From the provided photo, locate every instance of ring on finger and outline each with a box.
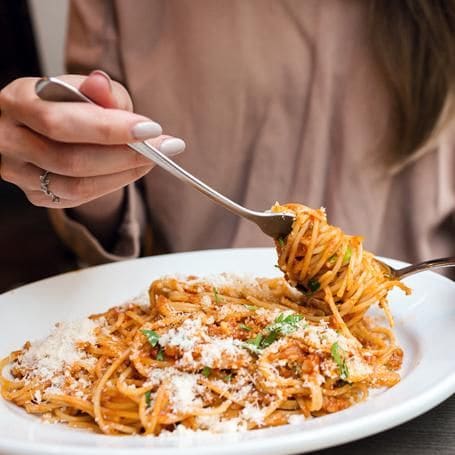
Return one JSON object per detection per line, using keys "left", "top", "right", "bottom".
{"left": 39, "top": 170, "right": 60, "bottom": 203}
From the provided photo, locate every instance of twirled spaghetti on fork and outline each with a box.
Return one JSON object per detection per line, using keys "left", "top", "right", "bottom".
{"left": 272, "top": 203, "right": 410, "bottom": 335}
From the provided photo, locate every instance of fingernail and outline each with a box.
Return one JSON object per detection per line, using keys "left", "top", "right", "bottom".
{"left": 90, "top": 70, "right": 112, "bottom": 91}
{"left": 159, "top": 138, "right": 186, "bottom": 156}
{"left": 132, "top": 121, "right": 163, "bottom": 140}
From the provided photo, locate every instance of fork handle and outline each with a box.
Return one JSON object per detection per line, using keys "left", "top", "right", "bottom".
{"left": 35, "top": 77, "right": 261, "bottom": 222}
{"left": 127, "top": 141, "right": 259, "bottom": 220}
{"left": 396, "top": 256, "right": 455, "bottom": 279}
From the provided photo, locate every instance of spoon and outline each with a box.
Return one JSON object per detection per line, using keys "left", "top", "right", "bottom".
{"left": 34, "top": 77, "right": 294, "bottom": 239}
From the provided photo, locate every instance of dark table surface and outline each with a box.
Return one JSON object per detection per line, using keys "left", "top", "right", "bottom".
{"left": 310, "top": 394, "right": 455, "bottom": 455}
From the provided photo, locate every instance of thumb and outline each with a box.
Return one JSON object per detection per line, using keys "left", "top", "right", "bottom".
{"left": 79, "top": 70, "right": 118, "bottom": 108}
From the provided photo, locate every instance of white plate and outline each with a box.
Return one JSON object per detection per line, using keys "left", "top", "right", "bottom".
{"left": 0, "top": 248, "right": 454, "bottom": 455}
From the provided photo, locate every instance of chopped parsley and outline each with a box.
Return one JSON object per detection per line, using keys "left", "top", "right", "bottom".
{"left": 328, "top": 246, "right": 352, "bottom": 266}
{"left": 141, "top": 329, "right": 160, "bottom": 347}
{"left": 265, "top": 313, "right": 304, "bottom": 335}
{"left": 213, "top": 287, "right": 220, "bottom": 303}
{"left": 330, "top": 342, "right": 350, "bottom": 381}
{"left": 145, "top": 390, "right": 152, "bottom": 407}
{"left": 342, "top": 245, "right": 352, "bottom": 264}
{"left": 260, "top": 330, "right": 279, "bottom": 348}
{"left": 243, "top": 333, "right": 263, "bottom": 353}
{"left": 278, "top": 237, "right": 285, "bottom": 248}
{"left": 247, "top": 333, "right": 263, "bottom": 348}
{"left": 239, "top": 323, "right": 252, "bottom": 331}
{"left": 202, "top": 366, "right": 212, "bottom": 377}
{"left": 224, "top": 374, "right": 232, "bottom": 382}
{"left": 243, "top": 313, "right": 304, "bottom": 353}
{"left": 307, "top": 278, "right": 320, "bottom": 293}
{"left": 297, "top": 278, "right": 321, "bottom": 296}
{"left": 328, "top": 254, "right": 337, "bottom": 264}
{"left": 244, "top": 304, "right": 257, "bottom": 311}
{"left": 156, "top": 348, "right": 165, "bottom": 361}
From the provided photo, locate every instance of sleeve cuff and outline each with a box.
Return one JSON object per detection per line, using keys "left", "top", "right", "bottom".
{"left": 48, "top": 185, "right": 146, "bottom": 266}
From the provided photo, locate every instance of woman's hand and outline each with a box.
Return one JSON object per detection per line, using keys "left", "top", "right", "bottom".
{"left": 0, "top": 71, "right": 185, "bottom": 208}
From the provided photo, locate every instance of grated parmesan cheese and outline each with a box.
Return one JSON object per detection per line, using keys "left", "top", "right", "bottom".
{"left": 288, "top": 414, "right": 307, "bottom": 425}
{"left": 130, "top": 291, "right": 150, "bottom": 308}
{"left": 168, "top": 373, "right": 204, "bottom": 413}
{"left": 188, "top": 273, "right": 257, "bottom": 289}
{"left": 346, "top": 357, "right": 372, "bottom": 381}
{"left": 19, "top": 318, "right": 97, "bottom": 381}
{"left": 201, "top": 295, "right": 212, "bottom": 308}
{"left": 159, "top": 318, "right": 205, "bottom": 351}
{"left": 195, "top": 415, "right": 247, "bottom": 433}
{"left": 33, "top": 390, "right": 42, "bottom": 403}
{"left": 198, "top": 338, "right": 247, "bottom": 368}
{"left": 146, "top": 368, "right": 205, "bottom": 414}
{"left": 240, "top": 404, "right": 266, "bottom": 426}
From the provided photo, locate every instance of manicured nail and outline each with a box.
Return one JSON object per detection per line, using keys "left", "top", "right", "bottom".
{"left": 159, "top": 138, "right": 186, "bottom": 156}
{"left": 90, "top": 70, "right": 112, "bottom": 90}
{"left": 132, "top": 121, "right": 163, "bottom": 140}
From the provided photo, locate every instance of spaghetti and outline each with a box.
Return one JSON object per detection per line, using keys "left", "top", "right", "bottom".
{"left": 1, "top": 272, "right": 407, "bottom": 435}
{"left": 272, "top": 203, "right": 411, "bottom": 334}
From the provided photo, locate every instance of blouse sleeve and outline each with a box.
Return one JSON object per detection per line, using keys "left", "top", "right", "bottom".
{"left": 65, "top": 0, "right": 124, "bottom": 81}
{"left": 48, "top": 185, "right": 148, "bottom": 266}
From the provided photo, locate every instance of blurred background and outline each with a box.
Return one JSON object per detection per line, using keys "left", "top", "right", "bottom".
{"left": 0, "top": 0, "right": 72, "bottom": 292}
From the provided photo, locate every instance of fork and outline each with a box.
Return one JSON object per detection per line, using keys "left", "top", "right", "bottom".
{"left": 375, "top": 256, "right": 455, "bottom": 280}
{"left": 34, "top": 77, "right": 455, "bottom": 280}
{"left": 35, "top": 77, "right": 294, "bottom": 239}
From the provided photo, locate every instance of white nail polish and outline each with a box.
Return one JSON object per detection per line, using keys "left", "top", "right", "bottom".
{"left": 159, "top": 138, "right": 186, "bottom": 156}
{"left": 132, "top": 121, "right": 162, "bottom": 140}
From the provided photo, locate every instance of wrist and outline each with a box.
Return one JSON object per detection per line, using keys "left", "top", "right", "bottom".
{"left": 67, "top": 188, "right": 126, "bottom": 249}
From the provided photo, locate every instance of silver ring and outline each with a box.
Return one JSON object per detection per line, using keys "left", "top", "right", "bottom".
{"left": 39, "top": 171, "right": 60, "bottom": 203}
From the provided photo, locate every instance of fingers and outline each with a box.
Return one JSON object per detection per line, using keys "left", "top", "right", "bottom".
{"left": 21, "top": 191, "right": 88, "bottom": 209}
{"left": 0, "top": 120, "right": 184, "bottom": 177}
{"left": 0, "top": 76, "right": 162, "bottom": 144}
{"left": 79, "top": 70, "right": 118, "bottom": 110}
{"left": 60, "top": 73, "right": 133, "bottom": 111}
{"left": 1, "top": 155, "right": 153, "bottom": 208}
{"left": 0, "top": 118, "right": 150, "bottom": 177}
{"left": 0, "top": 73, "right": 187, "bottom": 210}
{"left": 78, "top": 71, "right": 118, "bottom": 109}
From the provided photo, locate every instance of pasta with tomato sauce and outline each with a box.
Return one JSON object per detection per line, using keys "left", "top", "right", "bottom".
{"left": 0, "top": 204, "right": 410, "bottom": 435}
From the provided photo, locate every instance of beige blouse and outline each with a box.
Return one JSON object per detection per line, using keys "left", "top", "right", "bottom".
{"left": 50, "top": 0, "right": 455, "bottom": 267}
